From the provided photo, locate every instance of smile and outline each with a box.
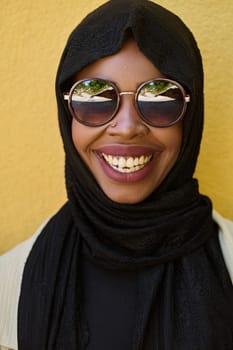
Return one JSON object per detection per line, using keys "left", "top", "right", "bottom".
{"left": 102, "top": 153, "right": 153, "bottom": 173}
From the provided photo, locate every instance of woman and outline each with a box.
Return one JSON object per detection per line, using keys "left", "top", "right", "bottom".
{"left": 1, "top": 0, "right": 233, "bottom": 349}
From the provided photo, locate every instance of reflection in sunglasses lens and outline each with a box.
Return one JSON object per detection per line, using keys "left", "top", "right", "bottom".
{"left": 71, "top": 80, "right": 118, "bottom": 125}
{"left": 137, "top": 81, "right": 184, "bottom": 126}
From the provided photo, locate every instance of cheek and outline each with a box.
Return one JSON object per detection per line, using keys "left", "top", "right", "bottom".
{"left": 170, "top": 125, "right": 183, "bottom": 155}
{"left": 169, "top": 128, "right": 183, "bottom": 169}
{"left": 71, "top": 119, "right": 90, "bottom": 155}
{"left": 169, "top": 129, "right": 183, "bottom": 180}
{"left": 158, "top": 123, "right": 183, "bottom": 156}
{"left": 71, "top": 119, "right": 102, "bottom": 164}
{"left": 71, "top": 119, "right": 80, "bottom": 151}
{"left": 159, "top": 123, "right": 183, "bottom": 173}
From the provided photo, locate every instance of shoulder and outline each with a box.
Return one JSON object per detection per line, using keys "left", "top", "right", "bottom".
{"left": 213, "top": 210, "right": 233, "bottom": 283}
{"left": 0, "top": 219, "right": 50, "bottom": 350}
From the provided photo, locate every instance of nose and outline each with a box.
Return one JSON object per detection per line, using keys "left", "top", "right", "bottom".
{"left": 107, "top": 95, "right": 149, "bottom": 139}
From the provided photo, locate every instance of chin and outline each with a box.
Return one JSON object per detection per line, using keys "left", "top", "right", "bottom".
{"left": 103, "top": 187, "right": 155, "bottom": 204}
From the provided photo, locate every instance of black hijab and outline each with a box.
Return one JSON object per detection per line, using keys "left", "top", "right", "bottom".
{"left": 18, "top": 1, "right": 233, "bottom": 349}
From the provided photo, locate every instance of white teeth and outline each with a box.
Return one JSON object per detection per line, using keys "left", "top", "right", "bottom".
{"left": 134, "top": 157, "right": 139, "bottom": 166}
{"left": 112, "top": 157, "right": 118, "bottom": 166}
{"left": 139, "top": 155, "right": 144, "bottom": 165}
{"left": 102, "top": 153, "right": 152, "bottom": 173}
{"left": 126, "top": 157, "right": 134, "bottom": 168}
{"left": 119, "top": 157, "right": 126, "bottom": 168}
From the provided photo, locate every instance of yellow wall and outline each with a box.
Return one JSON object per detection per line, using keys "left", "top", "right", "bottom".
{"left": 0, "top": 0, "right": 233, "bottom": 254}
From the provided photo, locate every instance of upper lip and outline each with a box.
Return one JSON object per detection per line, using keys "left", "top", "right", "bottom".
{"left": 94, "top": 145, "right": 163, "bottom": 157}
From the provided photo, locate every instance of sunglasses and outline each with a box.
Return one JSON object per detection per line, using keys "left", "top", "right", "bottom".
{"left": 63, "top": 78, "right": 190, "bottom": 127}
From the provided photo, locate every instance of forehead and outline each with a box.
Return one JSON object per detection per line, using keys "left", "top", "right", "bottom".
{"left": 75, "top": 38, "right": 165, "bottom": 90}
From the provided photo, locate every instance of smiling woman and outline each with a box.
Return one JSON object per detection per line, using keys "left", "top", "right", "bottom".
{"left": 0, "top": 1, "right": 233, "bottom": 350}
{"left": 71, "top": 38, "right": 183, "bottom": 203}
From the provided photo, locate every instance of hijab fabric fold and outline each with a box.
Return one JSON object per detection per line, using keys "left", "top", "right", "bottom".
{"left": 18, "top": 1, "right": 233, "bottom": 349}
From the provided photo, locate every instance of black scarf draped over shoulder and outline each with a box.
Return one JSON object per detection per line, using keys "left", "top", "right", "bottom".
{"left": 18, "top": 1, "right": 233, "bottom": 349}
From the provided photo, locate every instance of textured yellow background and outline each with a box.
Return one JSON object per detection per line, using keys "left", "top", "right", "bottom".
{"left": 0, "top": 0, "right": 232, "bottom": 254}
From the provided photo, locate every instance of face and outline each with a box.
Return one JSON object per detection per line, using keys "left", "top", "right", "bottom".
{"left": 71, "top": 39, "right": 183, "bottom": 204}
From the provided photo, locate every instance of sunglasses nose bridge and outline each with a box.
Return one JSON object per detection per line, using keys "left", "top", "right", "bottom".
{"left": 116, "top": 91, "right": 139, "bottom": 119}
{"left": 119, "top": 91, "right": 136, "bottom": 97}
{"left": 117, "top": 91, "right": 137, "bottom": 114}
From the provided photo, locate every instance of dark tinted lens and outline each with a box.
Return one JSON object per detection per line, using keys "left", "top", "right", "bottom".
{"left": 137, "top": 80, "right": 185, "bottom": 127}
{"left": 70, "top": 79, "right": 118, "bottom": 125}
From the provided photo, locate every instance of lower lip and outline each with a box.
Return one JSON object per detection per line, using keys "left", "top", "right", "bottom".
{"left": 96, "top": 153, "right": 161, "bottom": 183}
